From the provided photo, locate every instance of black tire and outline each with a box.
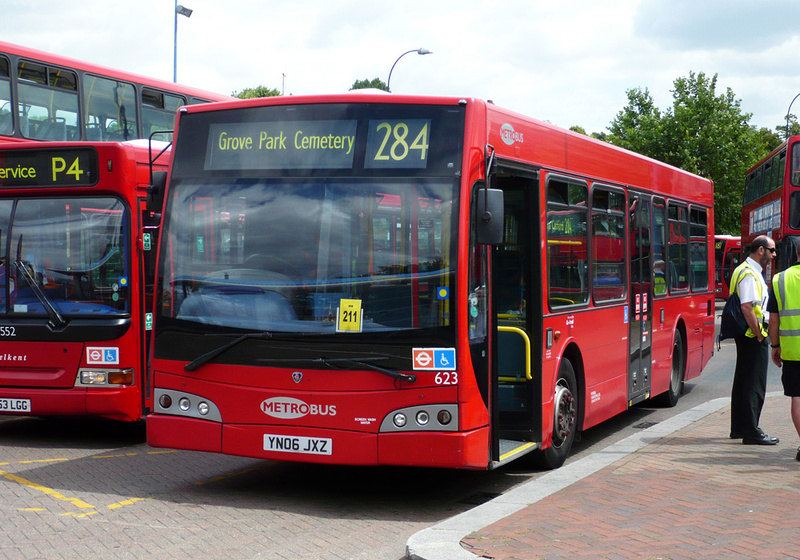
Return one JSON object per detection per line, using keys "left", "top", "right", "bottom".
{"left": 531, "top": 358, "right": 578, "bottom": 470}
{"left": 654, "top": 330, "right": 685, "bottom": 407}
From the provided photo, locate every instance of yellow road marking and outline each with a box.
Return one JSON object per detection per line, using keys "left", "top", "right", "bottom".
{"left": 61, "top": 511, "right": 98, "bottom": 518}
{"left": 0, "top": 469, "right": 95, "bottom": 509}
{"left": 92, "top": 453, "right": 137, "bottom": 459}
{"left": 107, "top": 497, "right": 150, "bottom": 510}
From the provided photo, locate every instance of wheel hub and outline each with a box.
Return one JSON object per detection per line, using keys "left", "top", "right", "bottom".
{"left": 553, "top": 382, "right": 575, "bottom": 446}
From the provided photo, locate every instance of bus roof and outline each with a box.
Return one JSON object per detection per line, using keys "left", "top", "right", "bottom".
{"left": 0, "top": 40, "right": 232, "bottom": 102}
{"left": 174, "top": 92, "right": 714, "bottom": 206}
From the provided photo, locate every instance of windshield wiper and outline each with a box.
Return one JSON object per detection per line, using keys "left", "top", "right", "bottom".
{"left": 184, "top": 331, "right": 273, "bottom": 372}
{"left": 14, "top": 260, "right": 67, "bottom": 330}
{"left": 313, "top": 357, "right": 417, "bottom": 383}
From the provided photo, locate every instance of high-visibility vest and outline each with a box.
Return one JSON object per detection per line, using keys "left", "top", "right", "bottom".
{"left": 773, "top": 265, "right": 800, "bottom": 360}
{"left": 730, "top": 261, "right": 765, "bottom": 338}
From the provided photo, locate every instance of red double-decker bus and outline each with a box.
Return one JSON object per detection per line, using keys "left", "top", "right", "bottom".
{"left": 0, "top": 141, "right": 167, "bottom": 421}
{"left": 146, "top": 94, "right": 715, "bottom": 469}
{"left": 714, "top": 235, "right": 741, "bottom": 299}
{"left": 742, "top": 136, "right": 800, "bottom": 276}
{"left": 0, "top": 41, "right": 231, "bottom": 144}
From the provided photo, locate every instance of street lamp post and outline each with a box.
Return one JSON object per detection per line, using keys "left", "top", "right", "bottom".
{"left": 387, "top": 48, "right": 432, "bottom": 92}
{"left": 787, "top": 93, "right": 800, "bottom": 140}
{"left": 173, "top": 2, "right": 193, "bottom": 82}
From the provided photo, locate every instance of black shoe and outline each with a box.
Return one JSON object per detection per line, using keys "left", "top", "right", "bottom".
{"left": 730, "top": 432, "right": 744, "bottom": 439}
{"left": 796, "top": 447, "right": 800, "bottom": 461}
{"left": 742, "top": 433, "right": 779, "bottom": 445}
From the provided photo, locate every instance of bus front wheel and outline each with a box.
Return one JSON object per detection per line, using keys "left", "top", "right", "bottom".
{"left": 532, "top": 358, "right": 578, "bottom": 470}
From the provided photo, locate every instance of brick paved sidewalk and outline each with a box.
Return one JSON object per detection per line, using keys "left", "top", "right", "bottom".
{"left": 461, "top": 395, "right": 800, "bottom": 560}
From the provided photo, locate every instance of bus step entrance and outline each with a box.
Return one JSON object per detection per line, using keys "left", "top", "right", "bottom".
{"left": 491, "top": 439, "right": 540, "bottom": 469}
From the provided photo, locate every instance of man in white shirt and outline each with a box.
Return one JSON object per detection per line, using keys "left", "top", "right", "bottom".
{"left": 730, "top": 235, "right": 778, "bottom": 445}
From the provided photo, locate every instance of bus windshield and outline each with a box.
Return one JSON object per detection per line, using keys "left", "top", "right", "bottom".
{"left": 160, "top": 178, "right": 457, "bottom": 335}
{"left": 0, "top": 197, "right": 128, "bottom": 316}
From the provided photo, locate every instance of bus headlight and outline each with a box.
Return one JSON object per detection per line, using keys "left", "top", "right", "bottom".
{"left": 393, "top": 413, "right": 407, "bottom": 428}
{"left": 77, "top": 368, "right": 134, "bottom": 386}
{"left": 380, "top": 405, "right": 458, "bottom": 432}
{"left": 80, "top": 371, "right": 107, "bottom": 385}
{"left": 153, "top": 388, "right": 222, "bottom": 422}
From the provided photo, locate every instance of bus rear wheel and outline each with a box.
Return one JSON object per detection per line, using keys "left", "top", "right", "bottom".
{"left": 531, "top": 358, "right": 578, "bottom": 470}
{"left": 654, "top": 331, "right": 684, "bottom": 408}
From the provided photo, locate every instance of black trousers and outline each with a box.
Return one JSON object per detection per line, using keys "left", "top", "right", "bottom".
{"left": 730, "top": 334, "right": 769, "bottom": 437}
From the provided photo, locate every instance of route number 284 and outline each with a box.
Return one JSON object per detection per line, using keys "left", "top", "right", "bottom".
{"left": 434, "top": 371, "right": 458, "bottom": 385}
{"left": 372, "top": 121, "right": 429, "bottom": 161}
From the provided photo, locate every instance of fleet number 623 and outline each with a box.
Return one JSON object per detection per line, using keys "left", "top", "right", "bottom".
{"left": 434, "top": 371, "right": 458, "bottom": 385}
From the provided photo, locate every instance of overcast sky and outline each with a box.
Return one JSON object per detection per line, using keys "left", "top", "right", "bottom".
{"left": 5, "top": 0, "right": 800, "bottom": 135}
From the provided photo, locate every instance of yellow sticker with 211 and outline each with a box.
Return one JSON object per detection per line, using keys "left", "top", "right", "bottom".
{"left": 337, "top": 299, "right": 363, "bottom": 332}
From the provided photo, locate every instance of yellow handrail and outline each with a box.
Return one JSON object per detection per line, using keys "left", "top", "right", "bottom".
{"left": 497, "top": 326, "right": 532, "bottom": 380}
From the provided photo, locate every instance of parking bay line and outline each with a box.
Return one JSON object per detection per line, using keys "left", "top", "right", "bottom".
{"left": 0, "top": 469, "right": 95, "bottom": 510}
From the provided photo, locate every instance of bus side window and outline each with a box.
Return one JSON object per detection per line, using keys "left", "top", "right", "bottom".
{"left": 546, "top": 178, "right": 589, "bottom": 308}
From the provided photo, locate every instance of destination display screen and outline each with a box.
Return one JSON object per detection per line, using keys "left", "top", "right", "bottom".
{"left": 0, "top": 148, "right": 99, "bottom": 188}
{"left": 206, "top": 120, "right": 360, "bottom": 170}
{"left": 173, "top": 102, "right": 464, "bottom": 178}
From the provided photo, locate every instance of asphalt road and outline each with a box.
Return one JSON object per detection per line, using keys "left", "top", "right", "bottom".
{"left": 0, "top": 302, "right": 779, "bottom": 560}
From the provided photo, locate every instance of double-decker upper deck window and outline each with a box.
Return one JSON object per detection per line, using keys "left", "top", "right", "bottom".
{"left": 0, "top": 56, "right": 11, "bottom": 135}
{"left": 83, "top": 75, "right": 137, "bottom": 141}
{"left": 547, "top": 178, "right": 589, "bottom": 308}
{"left": 689, "top": 207, "right": 708, "bottom": 291}
{"left": 142, "top": 88, "right": 185, "bottom": 141}
{"left": 591, "top": 186, "right": 626, "bottom": 302}
{"left": 792, "top": 143, "right": 800, "bottom": 187}
{"left": 773, "top": 152, "right": 786, "bottom": 192}
{"left": 17, "top": 61, "right": 79, "bottom": 141}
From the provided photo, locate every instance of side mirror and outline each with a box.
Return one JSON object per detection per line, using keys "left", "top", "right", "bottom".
{"left": 476, "top": 188, "right": 504, "bottom": 245}
{"left": 146, "top": 171, "right": 168, "bottom": 214}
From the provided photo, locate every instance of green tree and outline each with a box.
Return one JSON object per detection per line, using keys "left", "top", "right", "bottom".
{"left": 607, "top": 87, "right": 664, "bottom": 157}
{"left": 776, "top": 114, "right": 800, "bottom": 140}
{"left": 233, "top": 85, "right": 281, "bottom": 99}
{"left": 350, "top": 78, "right": 390, "bottom": 92}
{"left": 607, "top": 72, "right": 767, "bottom": 234}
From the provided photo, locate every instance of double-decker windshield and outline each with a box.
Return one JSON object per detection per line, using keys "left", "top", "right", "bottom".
{"left": 160, "top": 178, "right": 456, "bottom": 334}
{"left": 0, "top": 197, "right": 128, "bottom": 316}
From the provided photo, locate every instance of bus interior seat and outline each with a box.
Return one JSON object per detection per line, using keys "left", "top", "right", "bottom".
{"left": 177, "top": 285, "right": 297, "bottom": 326}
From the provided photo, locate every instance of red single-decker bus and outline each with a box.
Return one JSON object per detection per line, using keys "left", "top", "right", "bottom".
{"left": 146, "top": 94, "right": 715, "bottom": 469}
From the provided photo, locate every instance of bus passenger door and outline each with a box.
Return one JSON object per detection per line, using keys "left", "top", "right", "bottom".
{"left": 488, "top": 170, "right": 542, "bottom": 467}
{"left": 628, "top": 192, "right": 652, "bottom": 404}
{"left": 139, "top": 199, "right": 159, "bottom": 414}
